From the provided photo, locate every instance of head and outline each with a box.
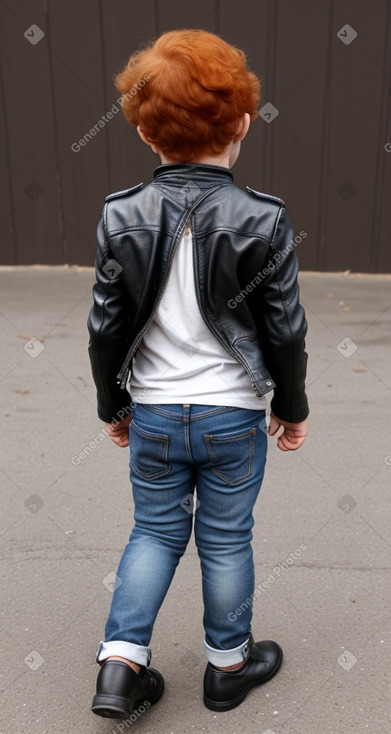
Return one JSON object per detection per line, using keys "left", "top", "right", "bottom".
{"left": 114, "top": 29, "right": 261, "bottom": 166}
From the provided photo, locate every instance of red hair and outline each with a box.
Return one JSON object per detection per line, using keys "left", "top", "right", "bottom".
{"left": 114, "top": 29, "right": 261, "bottom": 162}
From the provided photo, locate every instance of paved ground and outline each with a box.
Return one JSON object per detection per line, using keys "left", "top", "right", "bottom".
{"left": 0, "top": 267, "right": 390, "bottom": 734}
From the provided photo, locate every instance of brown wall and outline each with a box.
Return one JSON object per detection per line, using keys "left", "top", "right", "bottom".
{"left": 0, "top": 0, "right": 390, "bottom": 271}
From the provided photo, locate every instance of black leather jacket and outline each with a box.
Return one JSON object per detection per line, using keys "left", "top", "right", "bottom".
{"left": 88, "top": 163, "right": 309, "bottom": 424}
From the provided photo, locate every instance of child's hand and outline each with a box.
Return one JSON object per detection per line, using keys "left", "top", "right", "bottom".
{"left": 106, "top": 414, "right": 132, "bottom": 447}
{"left": 268, "top": 412, "right": 308, "bottom": 452}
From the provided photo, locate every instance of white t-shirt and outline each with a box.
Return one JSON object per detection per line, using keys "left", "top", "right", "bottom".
{"left": 130, "top": 230, "right": 267, "bottom": 410}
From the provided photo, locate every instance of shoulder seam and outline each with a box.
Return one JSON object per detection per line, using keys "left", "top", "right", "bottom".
{"left": 246, "top": 186, "right": 285, "bottom": 207}
{"left": 105, "top": 182, "right": 144, "bottom": 202}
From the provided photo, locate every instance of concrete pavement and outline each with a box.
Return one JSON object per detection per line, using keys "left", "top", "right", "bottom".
{"left": 0, "top": 267, "right": 390, "bottom": 734}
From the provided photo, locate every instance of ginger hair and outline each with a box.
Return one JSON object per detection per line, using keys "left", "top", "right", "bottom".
{"left": 114, "top": 29, "right": 261, "bottom": 161}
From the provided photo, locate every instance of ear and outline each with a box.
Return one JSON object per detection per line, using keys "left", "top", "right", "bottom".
{"left": 137, "top": 125, "right": 159, "bottom": 154}
{"left": 233, "top": 113, "right": 251, "bottom": 143}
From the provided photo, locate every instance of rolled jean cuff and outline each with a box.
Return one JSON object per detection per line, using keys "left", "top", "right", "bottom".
{"left": 96, "top": 640, "right": 151, "bottom": 667}
{"left": 204, "top": 636, "right": 250, "bottom": 666}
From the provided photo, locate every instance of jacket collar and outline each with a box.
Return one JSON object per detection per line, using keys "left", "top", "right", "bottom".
{"left": 153, "top": 162, "right": 234, "bottom": 188}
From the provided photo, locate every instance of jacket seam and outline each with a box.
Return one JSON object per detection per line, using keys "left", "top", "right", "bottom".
{"left": 150, "top": 183, "right": 192, "bottom": 209}
{"left": 193, "top": 225, "right": 270, "bottom": 242}
{"left": 153, "top": 179, "right": 233, "bottom": 191}
{"left": 233, "top": 333, "right": 258, "bottom": 345}
{"left": 106, "top": 224, "right": 175, "bottom": 238}
{"left": 268, "top": 207, "right": 296, "bottom": 419}
{"left": 96, "top": 202, "right": 116, "bottom": 418}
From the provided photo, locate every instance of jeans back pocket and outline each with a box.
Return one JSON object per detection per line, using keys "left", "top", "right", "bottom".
{"left": 130, "top": 421, "right": 171, "bottom": 480}
{"left": 204, "top": 427, "right": 257, "bottom": 486}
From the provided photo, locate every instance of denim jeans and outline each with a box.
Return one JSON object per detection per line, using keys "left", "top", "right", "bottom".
{"left": 97, "top": 402, "right": 267, "bottom": 667}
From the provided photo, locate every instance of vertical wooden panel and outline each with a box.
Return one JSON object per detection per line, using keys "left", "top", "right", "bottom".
{"left": 0, "top": 4, "right": 17, "bottom": 265}
{"left": 48, "top": 0, "right": 108, "bottom": 265}
{"left": 366, "top": 0, "right": 391, "bottom": 273}
{"left": 321, "top": 0, "right": 389, "bottom": 271}
{"left": 219, "top": 0, "right": 274, "bottom": 191}
{"left": 100, "top": 0, "right": 157, "bottom": 199}
{"left": 0, "top": 0, "right": 62, "bottom": 264}
{"left": 268, "top": 0, "right": 332, "bottom": 270}
{"left": 156, "top": 0, "right": 217, "bottom": 33}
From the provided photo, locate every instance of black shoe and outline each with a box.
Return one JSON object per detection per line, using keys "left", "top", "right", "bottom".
{"left": 91, "top": 660, "right": 164, "bottom": 719}
{"left": 203, "top": 636, "right": 283, "bottom": 712}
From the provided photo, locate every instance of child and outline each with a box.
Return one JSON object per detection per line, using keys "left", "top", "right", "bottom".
{"left": 88, "top": 28, "right": 309, "bottom": 719}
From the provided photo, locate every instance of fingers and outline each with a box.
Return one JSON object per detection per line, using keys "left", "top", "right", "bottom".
{"left": 267, "top": 414, "right": 281, "bottom": 436}
{"left": 105, "top": 420, "right": 131, "bottom": 448}
{"left": 268, "top": 412, "right": 308, "bottom": 451}
{"left": 277, "top": 430, "right": 307, "bottom": 452}
{"left": 277, "top": 433, "right": 306, "bottom": 451}
{"left": 109, "top": 432, "right": 129, "bottom": 447}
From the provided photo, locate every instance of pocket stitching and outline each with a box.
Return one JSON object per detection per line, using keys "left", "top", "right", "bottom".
{"left": 130, "top": 421, "right": 171, "bottom": 479}
{"left": 204, "top": 427, "right": 256, "bottom": 486}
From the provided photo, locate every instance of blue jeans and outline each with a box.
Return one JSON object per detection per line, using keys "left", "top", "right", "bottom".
{"left": 96, "top": 403, "right": 267, "bottom": 667}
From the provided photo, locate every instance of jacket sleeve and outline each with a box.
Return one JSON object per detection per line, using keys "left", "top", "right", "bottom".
{"left": 256, "top": 206, "right": 309, "bottom": 423}
{"left": 87, "top": 211, "right": 132, "bottom": 423}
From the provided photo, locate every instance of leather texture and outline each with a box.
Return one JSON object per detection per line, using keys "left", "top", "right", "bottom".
{"left": 203, "top": 636, "right": 283, "bottom": 711}
{"left": 88, "top": 163, "right": 309, "bottom": 424}
{"left": 91, "top": 660, "right": 164, "bottom": 719}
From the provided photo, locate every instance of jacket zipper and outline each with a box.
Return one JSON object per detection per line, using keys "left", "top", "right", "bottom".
{"left": 191, "top": 239, "right": 264, "bottom": 398}
{"left": 117, "top": 188, "right": 220, "bottom": 389}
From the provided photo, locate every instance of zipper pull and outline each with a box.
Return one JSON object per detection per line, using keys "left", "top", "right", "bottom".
{"left": 117, "top": 366, "right": 130, "bottom": 389}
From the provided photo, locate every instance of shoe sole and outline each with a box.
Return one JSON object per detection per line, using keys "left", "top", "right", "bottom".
{"left": 91, "top": 668, "right": 164, "bottom": 719}
{"left": 203, "top": 645, "right": 283, "bottom": 712}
